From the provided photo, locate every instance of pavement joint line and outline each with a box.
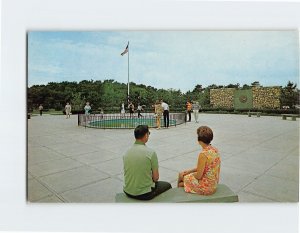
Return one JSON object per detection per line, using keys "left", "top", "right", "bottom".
{"left": 35, "top": 192, "right": 67, "bottom": 203}
{"left": 30, "top": 181, "right": 69, "bottom": 202}
{"left": 59, "top": 176, "right": 114, "bottom": 195}
{"left": 71, "top": 156, "right": 120, "bottom": 165}
{"left": 42, "top": 146, "right": 73, "bottom": 158}
{"left": 27, "top": 156, "right": 68, "bottom": 167}
{"left": 237, "top": 170, "right": 298, "bottom": 200}
{"left": 29, "top": 164, "right": 86, "bottom": 179}
{"left": 238, "top": 190, "right": 278, "bottom": 202}
{"left": 234, "top": 174, "right": 262, "bottom": 193}
{"left": 252, "top": 152, "right": 298, "bottom": 180}
{"left": 266, "top": 173, "right": 299, "bottom": 183}
{"left": 221, "top": 154, "right": 236, "bottom": 161}
{"left": 35, "top": 153, "right": 118, "bottom": 179}
{"left": 84, "top": 160, "right": 123, "bottom": 178}
{"left": 112, "top": 174, "right": 124, "bottom": 182}
{"left": 159, "top": 165, "right": 182, "bottom": 173}
{"left": 28, "top": 177, "right": 59, "bottom": 202}
{"left": 34, "top": 172, "right": 114, "bottom": 200}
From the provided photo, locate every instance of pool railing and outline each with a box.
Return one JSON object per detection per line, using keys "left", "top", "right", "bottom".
{"left": 78, "top": 112, "right": 186, "bottom": 129}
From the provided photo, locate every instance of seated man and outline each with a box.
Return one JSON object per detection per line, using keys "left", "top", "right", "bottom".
{"left": 123, "top": 125, "right": 172, "bottom": 200}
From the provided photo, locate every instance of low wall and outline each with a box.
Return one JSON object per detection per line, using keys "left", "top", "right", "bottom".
{"left": 252, "top": 87, "right": 281, "bottom": 109}
{"left": 210, "top": 88, "right": 235, "bottom": 108}
{"left": 210, "top": 86, "right": 282, "bottom": 109}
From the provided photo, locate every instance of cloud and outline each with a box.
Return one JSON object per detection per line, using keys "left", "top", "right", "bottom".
{"left": 28, "top": 31, "right": 299, "bottom": 91}
{"left": 29, "top": 64, "right": 62, "bottom": 74}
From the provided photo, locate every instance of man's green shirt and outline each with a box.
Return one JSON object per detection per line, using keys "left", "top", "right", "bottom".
{"left": 123, "top": 141, "right": 159, "bottom": 196}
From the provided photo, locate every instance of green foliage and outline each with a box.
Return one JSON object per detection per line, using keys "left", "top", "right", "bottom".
{"left": 280, "top": 81, "right": 299, "bottom": 108}
{"left": 28, "top": 80, "right": 299, "bottom": 113}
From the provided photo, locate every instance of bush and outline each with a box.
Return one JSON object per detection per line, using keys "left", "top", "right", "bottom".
{"left": 200, "top": 108, "right": 300, "bottom": 115}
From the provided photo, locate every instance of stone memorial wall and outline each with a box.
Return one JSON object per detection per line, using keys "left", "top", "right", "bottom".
{"left": 210, "top": 86, "right": 281, "bottom": 109}
{"left": 210, "top": 88, "right": 235, "bottom": 108}
{"left": 252, "top": 87, "right": 281, "bottom": 109}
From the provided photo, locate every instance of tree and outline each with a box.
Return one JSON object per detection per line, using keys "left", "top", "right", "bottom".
{"left": 251, "top": 81, "right": 261, "bottom": 87}
{"left": 242, "top": 84, "right": 251, "bottom": 89}
{"left": 280, "top": 81, "right": 299, "bottom": 108}
{"left": 226, "top": 83, "right": 239, "bottom": 88}
{"left": 192, "top": 84, "right": 203, "bottom": 93}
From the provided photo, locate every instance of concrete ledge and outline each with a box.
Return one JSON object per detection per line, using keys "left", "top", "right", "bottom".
{"left": 248, "top": 112, "right": 261, "bottom": 117}
{"left": 115, "top": 184, "right": 239, "bottom": 203}
{"left": 281, "top": 114, "right": 298, "bottom": 121}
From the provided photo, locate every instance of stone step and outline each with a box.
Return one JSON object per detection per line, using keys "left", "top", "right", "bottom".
{"left": 115, "top": 184, "right": 238, "bottom": 203}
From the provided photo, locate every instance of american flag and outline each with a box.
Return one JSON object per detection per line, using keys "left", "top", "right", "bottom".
{"left": 121, "top": 43, "right": 129, "bottom": 56}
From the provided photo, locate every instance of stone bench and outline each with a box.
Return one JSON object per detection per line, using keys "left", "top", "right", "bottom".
{"left": 115, "top": 184, "right": 238, "bottom": 203}
{"left": 248, "top": 111, "right": 261, "bottom": 117}
{"left": 281, "top": 114, "right": 298, "bottom": 121}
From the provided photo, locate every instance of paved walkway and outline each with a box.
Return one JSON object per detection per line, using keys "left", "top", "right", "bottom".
{"left": 27, "top": 113, "right": 299, "bottom": 202}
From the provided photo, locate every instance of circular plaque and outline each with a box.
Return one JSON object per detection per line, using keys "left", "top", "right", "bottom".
{"left": 239, "top": 95, "right": 247, "bottom": 103}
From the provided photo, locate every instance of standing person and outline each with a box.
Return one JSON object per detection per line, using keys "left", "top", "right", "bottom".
{"left": 154, "top": 100, "right": 163, "bottom": 129}
{"left": 186, "top": 100, "right": 192, "bottom": 122}
{"left": 128, "top": 102, "right": 135, "bottom": 118}
{"left": 121, "top": 102, "right": 125, "bottom": 118}
{"left": 137, "top": 104, "right": 143, "bottom": 118}
{"left": 177, "top": 126, "right": 221, "bottom": 195}
{"left": 84, "top": 102, "right": 91, "bottom": 115}
{"left": 192, "top": 101, "right": 200, "bottom": 123}
{"left": 161, "top": 99, "right": 169, "bottom": 128}
{"left": 38, "top": 104, "right": 43, "bottom": 116}
{"left": 123, "top": 125, "right": 172, "bottom": 200}
{"left": 84, "top": 102, "right": 91, "bottom": 123}
{"left": 100, "top": 108, "right": 104, "bottom": 119}
{"left": 65, "top": 102, "right": 72, "bottom": 119}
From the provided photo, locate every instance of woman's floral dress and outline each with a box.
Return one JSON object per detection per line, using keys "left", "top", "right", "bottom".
{"left": 184, "top": 145, "right": 221, "bottom": 195}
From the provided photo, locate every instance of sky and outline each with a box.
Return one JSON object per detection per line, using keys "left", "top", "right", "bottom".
{"left": 28, "top": 31, "right": 299, "bottom": 93}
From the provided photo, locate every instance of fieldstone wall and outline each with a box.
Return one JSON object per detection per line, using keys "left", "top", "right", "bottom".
{"left": 210, "top": 86, "right": 281, "bottom": 109}
{"left": 252, "top": 86, "right": 281, "bottom": 109}
{"left": 210, "top": 88, "right": 235, "bottom": 108}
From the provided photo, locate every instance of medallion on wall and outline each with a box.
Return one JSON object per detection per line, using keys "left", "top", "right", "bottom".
{"left": 239, "top": 95, "right": 247, "bottom": 103}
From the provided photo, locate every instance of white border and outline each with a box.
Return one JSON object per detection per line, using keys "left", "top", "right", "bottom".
{"left": 1, "top": 0, "right": 299, "bottom": 232}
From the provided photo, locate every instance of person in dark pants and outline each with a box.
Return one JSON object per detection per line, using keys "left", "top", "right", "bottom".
{"left": 38, "top": 104, "right": 43, "bottom": 116}
{"left": 161, "top": 99, "right": 169, "bottom": 128}
{"left": 137, "top": 104, "right": 143, "bottom": 118}
{"left": 123, "top": 125, "right": 172, "bottom": 200}
{"left": 186, "top": 101, "right": 192, "bottom": 122}
{"left": 128, "top": 101, "right": 135, "bottom": 118}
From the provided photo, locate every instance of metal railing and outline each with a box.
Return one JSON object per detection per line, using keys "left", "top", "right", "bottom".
{"left": 78, "top": 112, "right": 186, "bottom": 129}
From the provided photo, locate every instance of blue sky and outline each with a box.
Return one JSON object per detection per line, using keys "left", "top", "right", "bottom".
{"left": 28, "top": 31, "right": 299, "bottom": 92}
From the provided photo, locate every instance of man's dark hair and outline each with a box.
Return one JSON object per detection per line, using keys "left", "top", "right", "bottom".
{"left": 134, "top": 125, "right": 149, "bottom": 139}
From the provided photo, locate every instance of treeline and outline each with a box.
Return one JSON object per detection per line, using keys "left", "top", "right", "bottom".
{"left": 27, "top": 80, "right": 299, "bottom": 113}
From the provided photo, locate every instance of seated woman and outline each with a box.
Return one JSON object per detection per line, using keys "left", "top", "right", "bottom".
{"left": 177, "top": 126, "right": 221, "bottom": 195}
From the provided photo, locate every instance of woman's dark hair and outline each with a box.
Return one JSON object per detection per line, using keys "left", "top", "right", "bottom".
{"left": 197, "top": 126, "right": 213, "bottom": 144}
{"left": 134, "top": 125, "right": 149, "bottom": 139}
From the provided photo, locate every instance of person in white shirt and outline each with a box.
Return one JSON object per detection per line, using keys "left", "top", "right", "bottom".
{"left": 161, "top": 99, "right": 169, "bottom": 128}
{"left": 137, "top": 104, "right": 143, "bottom": 118}
{"left": 192, "top": 101, "right": 201, "bottom": 123}
{"left": 84, "top": 102, "right": 91, "bottom": 115}
{"left": 121, "top": 102, "right": 125, "bottom": 117}
{"left": 84, "top": 102, "right": 91, "bottom": 123}
{"left": 65, "top": 102, "right": 72, "bottom": 119}
{"left": 38, "top": 104, "right": 43, "bottom": 116}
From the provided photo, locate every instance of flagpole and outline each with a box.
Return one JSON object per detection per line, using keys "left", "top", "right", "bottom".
{"left": 127, "top": 41, "right": 130, "bottom": 101}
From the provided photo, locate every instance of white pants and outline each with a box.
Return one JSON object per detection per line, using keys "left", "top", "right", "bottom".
{"left": 193, "top": 111, "right": 199, "bottom": 122}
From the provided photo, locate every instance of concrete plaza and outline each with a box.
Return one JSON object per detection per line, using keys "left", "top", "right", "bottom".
{"left": 27, "top": 113, "right": 299, "bottom": 202}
